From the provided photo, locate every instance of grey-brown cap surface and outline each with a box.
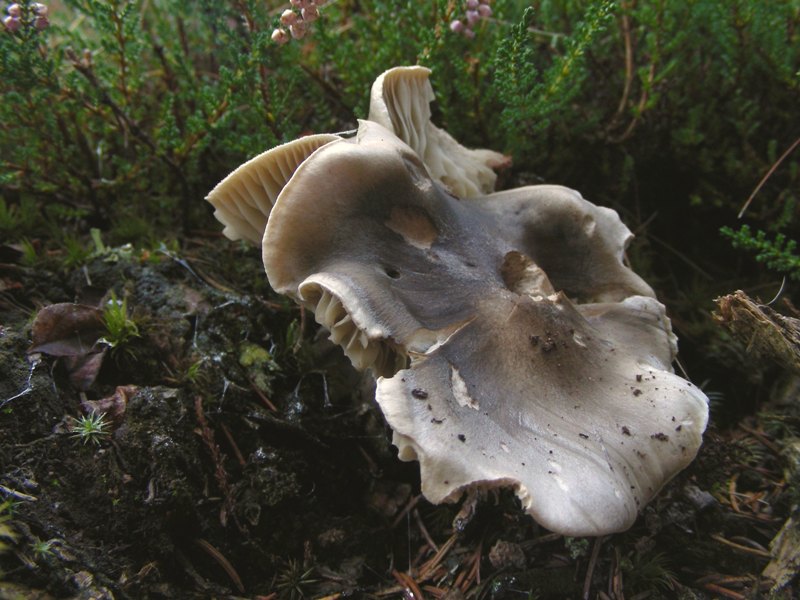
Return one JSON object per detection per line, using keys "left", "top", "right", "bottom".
{"left": 254, "top": 120, "right": 708, "bottom": 535}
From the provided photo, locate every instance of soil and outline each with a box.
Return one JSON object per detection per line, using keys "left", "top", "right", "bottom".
{"left": 1, "top": 237, "right": 798, "bottom": 599}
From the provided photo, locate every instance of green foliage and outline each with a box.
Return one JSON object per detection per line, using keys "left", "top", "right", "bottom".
{"left": 275, "top": 558, "right": 318, "bottom": 600}
{"left": 620, "top": 551, "right": 676, "bottom": 594}
{"left": 101, "top": 291, "right": 140, "bottom": 349}
{"left": 68, "top": 411, "right": 110, "bottom": 445}
{"left": 1, "top": 0, "right": 799, "bottom": 388}
{"left": 563, "top": 536, "right": 589, "bottom": 560}
{"left": 491, "top": 2, "right": 616, "bottom": 157}
{"left": 720, "top": 224, "right": 800, "bottom": 281}
{"left": 31, "top": 538, "right": 55, "bottom": 559}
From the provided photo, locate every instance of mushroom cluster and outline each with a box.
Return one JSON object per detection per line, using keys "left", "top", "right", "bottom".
{"left": 207, "top": 66, "right": 709, "bottom": 536}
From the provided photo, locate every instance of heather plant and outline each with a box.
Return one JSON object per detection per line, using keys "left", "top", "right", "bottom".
{"left": 0, "top": 0, "right": 797, "bottom": 304}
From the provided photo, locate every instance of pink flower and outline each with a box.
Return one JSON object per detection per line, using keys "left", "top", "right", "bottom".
{"left": 450, "top": 19, "right": 464, "bottom": 34}
{"left": 271, "top": 28, "right": 290, "bottom": 44}
{"left": 478, "top": 4, "right": 492, "bottom": 18}
{"left": 3, "top": 15, "right": 20, "bottom": 32}
{"left": 280, "top": 9, "right": 297, "bottom": 26}
{"left": 301, "top": 5, "right": 318, "bottom": 22}
{"left": 7, "top": 3, "right": 21, "bottom": 18}
{"left": 289, "top": 22, "right": 306, "bottom": 39}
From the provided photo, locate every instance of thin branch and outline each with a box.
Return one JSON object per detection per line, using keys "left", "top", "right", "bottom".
{"left": 738, "top": 135, "right": 800, "bottom": 218}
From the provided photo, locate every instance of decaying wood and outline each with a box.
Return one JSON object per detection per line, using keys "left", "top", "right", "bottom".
{"left": 714, "top": 290, "right": 800, "bottom": 375}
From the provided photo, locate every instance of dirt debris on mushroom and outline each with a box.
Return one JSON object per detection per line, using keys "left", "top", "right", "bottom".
{"left": 206, "top": 67, "right": 709, "bottom": 536}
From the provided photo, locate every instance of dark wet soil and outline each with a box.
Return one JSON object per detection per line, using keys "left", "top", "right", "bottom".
{"left": 1, "top": 237, "right": 798, "bottom": 599}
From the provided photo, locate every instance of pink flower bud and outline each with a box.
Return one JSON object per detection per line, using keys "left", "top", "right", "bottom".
{"left": 271, "top": 28, "right": 290, "bottom": 44}
{"left": 450, "top": 19, "right": 464, "bottom": 33}
{"left": 466, "top": 0, "right": 479, "bottom": 9}
{"left": 478, "top": 4, "right": 492, "bottom": 18}
{"left": 315, "top": 0, "right": 328, "bottom": 5}
{"left": 34, "top": 15, "right": 48, "bottom": 29}
{"left": 7, "top": 4, "right": 21, "bottom": 17}
{"left": 301, "top": 5, "right": 318, "bottom": 21}
{"left": 32, "top": 3, "right": 48, "bottom": 16}
{"left": 463, "top": 27, "right": 475, "bottom": 39}
{"left": 280, "top": 9, "right": 297, "bottom": 26}
{"left": 289, "top": 22, "right": 306, "bottom": 39}
{"left": 290, "top": 0, "right": 306, "bottom": 7}
{"left": 3, "top": 15, "right": 20, "bottom": 31}
{"left": 466, "top": 9, "right": 479, "bottom": 26}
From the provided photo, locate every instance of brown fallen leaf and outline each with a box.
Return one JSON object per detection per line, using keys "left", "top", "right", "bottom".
{"left": 29, "top": 303, "right": 106, "bottom": 357}
{"left": 80, "top": 384, "right": 137, "bottom": 428}
{"left": 28, "top": 303, "right": 109, "bottom": 390}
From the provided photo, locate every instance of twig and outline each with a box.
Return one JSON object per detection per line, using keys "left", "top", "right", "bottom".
{"left": 392, "top": 494, "right": 422, "bottom": 529}
{"left": 738, "top": 424, "right": 782, "bottom": 456}
{"left": 194, "top": 396, "right": 234, "bottom": 527}
{"left": 702, "top": 583, "right": 746, "bottom": 599}
{"left": 583, "top": 536, "right": 606, "bottom": 600}
{"left": 413, "top": 508, "right": 439, "bottom": 553}
{"left": 193, "top": 538, "right": 245, "bottom": 593}
{"left": 220, "top": 422, "right": 246, "bottom": 467}
{"left": 738, "top": 136, "right": 800, "bottom": 218}
{"left": 418, "top": 534, "right": 458, "bottom": 580}
{"left": 728, "top": 474, "right": 741, "bottom": 513}
{"left": 392, "top": 569, "right": 426, "bottom": 600}
{"left": 710, "top": 533, "right": 772, "bottom": 558}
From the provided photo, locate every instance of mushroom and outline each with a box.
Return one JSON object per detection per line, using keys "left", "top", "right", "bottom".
{"left": 369, "top": 66, "right": 510, "bottom": 198}
{"left": 206, "top": 76, "right": 709, "bottom": 537}
{"left": 207, "top": 133, "right": 340, "bottom": 245}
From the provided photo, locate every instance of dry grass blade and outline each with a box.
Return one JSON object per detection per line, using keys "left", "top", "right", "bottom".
{"left": 193, "top": 538, "right": 245, "bottom": 593}
{"left": 710, "top": 534, "right": 772, "bottom": 558}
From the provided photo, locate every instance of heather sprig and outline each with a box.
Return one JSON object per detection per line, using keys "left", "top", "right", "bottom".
{"left": 449, "top": 0, "right": 492, "bottom": 39}
{"left": 2, "top": 2, "right": 49, "bottom": 33}
{"left": 272, "top": 0, "right": 329, "bottom": 45}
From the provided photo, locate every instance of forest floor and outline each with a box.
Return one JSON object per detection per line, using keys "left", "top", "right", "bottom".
{"left": 0, "top": 235, "right": 798, "bottom": 599}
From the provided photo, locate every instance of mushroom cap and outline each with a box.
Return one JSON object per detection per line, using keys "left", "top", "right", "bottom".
{"left": 257, "top": 120, "right": 708, "bottom": 534}
{"left": 206, "top": 133, "right": 340, "bottom": 244}
{"left": 369, "top": 66, "right": 509, "bottom": 198}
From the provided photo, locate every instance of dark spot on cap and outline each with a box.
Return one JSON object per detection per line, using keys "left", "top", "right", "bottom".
{"left": 458, "top": 434, "right": 466, "bottom": 442}
{"left": 675, "top": 425, "right": 683, "bottom": 432}
{"left": 411, "top": 388, "right": 428, "bottom": 399}
{"left": 633, "top": 389, "right": 642, "bottom": 397}
{"left": 530, "top": 335, "right": 540, "bottom": 347}
{"left": 651, "top": 432, "right": 669, "bottom": 442}
{"left": 622, "top": 426, "right": 631, "bottom": 436}
{"left": 431, "top": 417, "right": 444, "bottom": 424}
{"left": 579, "top": 433, "right": 589, "bottom": 439}
{"left": 636, "top": 374, "right": 643, "bottom": 382}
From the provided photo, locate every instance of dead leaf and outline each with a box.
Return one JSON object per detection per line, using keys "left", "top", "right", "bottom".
{"left": 29, "top": 303, "right": 106, "bottom": 357}
{"left": 63, "top": 350, "right": 107, "bottom": 391}
{"left": 80, "top": 385, "right": 137, "bottom": 427}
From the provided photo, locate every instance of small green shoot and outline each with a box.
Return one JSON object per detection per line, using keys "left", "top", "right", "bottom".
{"left": 19, "top": 238, "right": 38, "bottom": 266}
{"left": 68, "top": 412, "right": 110, "bottom": 446}
{"left": 101, "top": 292, "right": 140, "bottom": 350}
{"left": 31, "top": 538, "right": 54, "bottom": 559}
{"left": 275, "top": 558, "right": 318, "bottom": 600}
{"left": 61, "top": 234, "right": 93, "bottom": 268}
